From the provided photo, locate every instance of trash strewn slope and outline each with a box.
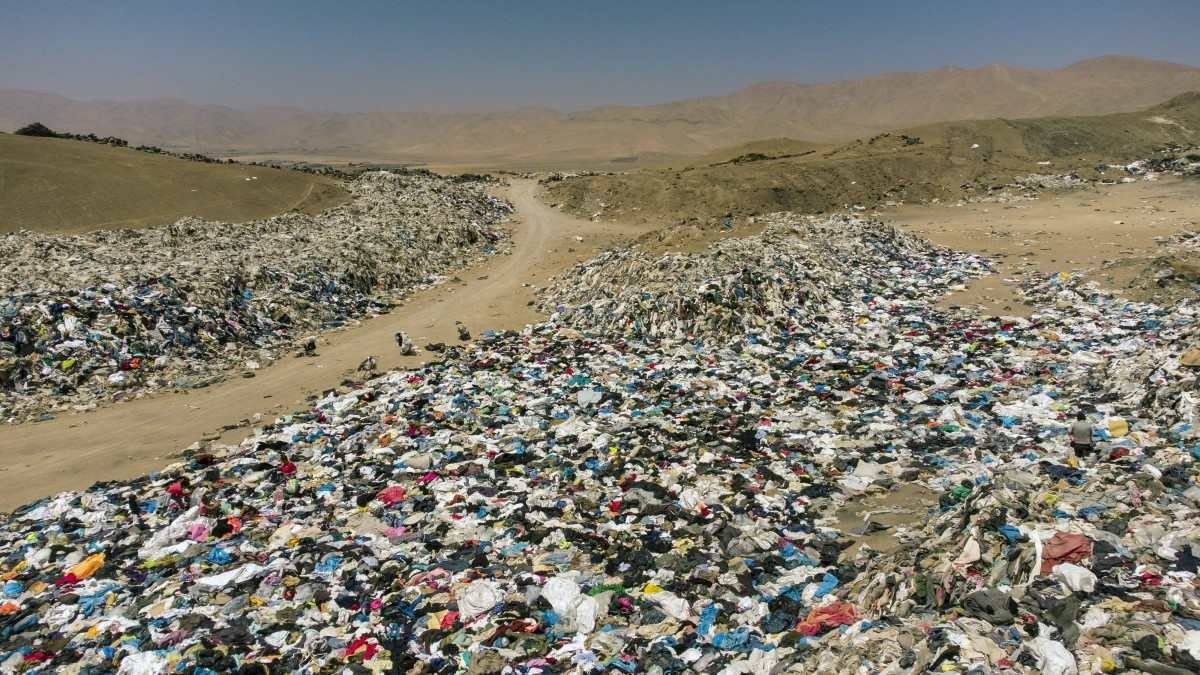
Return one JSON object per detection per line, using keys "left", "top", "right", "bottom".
{"left": 539, "top": 215, "right": 991, "bottom": 340}
{"left": 0, "top": 172, "right": 512, "bottom": 422}
{"left": 2, "top": 212, "right": 1200, "bottom": 673}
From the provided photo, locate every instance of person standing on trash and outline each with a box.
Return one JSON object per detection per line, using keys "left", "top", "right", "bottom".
{"left": 1069, "top": 412, "right": 1096, "bottom": 462}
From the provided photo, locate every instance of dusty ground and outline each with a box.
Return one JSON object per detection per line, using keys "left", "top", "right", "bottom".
{"left": 889, "top": 177, "right": 1200, "bottom": 315}
{"left": 0, "top": 134, "right": 347, "bottom": 233}
{"left": 834, "top": 483, "right": 937, "bottom": 557}
{"left": 0, "top": 180, "right": 651, "bottom": 510}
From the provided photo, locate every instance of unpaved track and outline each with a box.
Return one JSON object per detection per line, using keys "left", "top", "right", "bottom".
{"left": 0, "top": 180, "right": 646, "bottom": 511}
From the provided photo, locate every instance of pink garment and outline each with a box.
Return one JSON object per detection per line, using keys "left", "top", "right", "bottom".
{"left": 187, "top": 523, "right": 210, "bottom": 541}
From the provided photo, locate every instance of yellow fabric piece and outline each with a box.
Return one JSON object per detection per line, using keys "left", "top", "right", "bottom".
{"left": 68, "top": 553, "right": 105, "bottom": 581}
{"left": 2, "top": 560, "right": 27, "bottom": 581}
{"left": 672, "top": 537, "right": 695, "bottom": 553}
{"left": 1108, "top": 417, "right": 1129, "bottom": 437}
{"left": 428, "top": 610, "right": 448, "bottom": 629}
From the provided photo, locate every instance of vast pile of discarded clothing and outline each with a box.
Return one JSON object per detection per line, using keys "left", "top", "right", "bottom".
{"left": 1, "top": 213, "right": 1198, "bottom": 673}
{"left": 0, "top": 172, "right": 512, "bottom": 422}
{"left": 539, "top": 215, "right": 992, "bottom": 340}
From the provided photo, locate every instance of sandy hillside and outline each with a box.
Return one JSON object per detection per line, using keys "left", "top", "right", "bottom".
{"left": 0, "top": 133, "right": 347, "bottom": 233}
{"left": 545, "top": 93, "right": 1200, "bottom": 225}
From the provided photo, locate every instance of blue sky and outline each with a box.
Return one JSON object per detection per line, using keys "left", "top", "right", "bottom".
{"left": 1, "top": 1, "right": 1198, "bottom": 112}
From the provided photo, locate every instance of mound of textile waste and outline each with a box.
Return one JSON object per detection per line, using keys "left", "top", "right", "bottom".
{"left": 0, "top": 172, "right": 512, "bottom": 422}
{"left": 539, "top": 215, "right": 991, "bottom": 340}
{"left": 2, "top": 219, "right": 1200, "bottom": 673}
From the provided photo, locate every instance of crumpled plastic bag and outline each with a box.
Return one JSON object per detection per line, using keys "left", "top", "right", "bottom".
{"left": 117, "top": 651, "right": 169, "bottom": 675}
{"left": 1052, "top": 562, "right": 1098, "bottom": 592}
{"left": 1029, "top": 635, "right": 1078, "bottom": 675}
{"left": 459, "top": 579, "right": 505, "bottom": 620}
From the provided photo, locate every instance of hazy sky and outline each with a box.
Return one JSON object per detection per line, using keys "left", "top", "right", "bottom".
{"left": 2, "top": 0, "right": 1198, "bottom": 112}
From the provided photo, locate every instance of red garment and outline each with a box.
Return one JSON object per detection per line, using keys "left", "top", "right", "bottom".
{"left": 1040, "top": 532, "right": 1092, "bottom": 575}
{"left": 53, "top": 573, "right": 79, "bottom": 588}
{"left": 344, "top": 634, "right": 378, "bottom": 660}
{"left": 796, "top": 601, "right": 858, "bottom": 636}
{"left": 1138, "top": 572, "right": 1164, "bottom": 587}
{"left": 377, "top": 485, "right": 406, "bottom": 506}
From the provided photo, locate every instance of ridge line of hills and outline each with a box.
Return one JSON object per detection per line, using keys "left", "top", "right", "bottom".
{"left": 3, "top": 55, "right": 1200, "bottom": 168}
{"left": 543, "top": 92, "right": 1200, "bottom": 225}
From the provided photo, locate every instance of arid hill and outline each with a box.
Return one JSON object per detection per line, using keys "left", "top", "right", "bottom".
{"left": 0, "top": 133, "right": 347, "bottom": 233}
{"left": 544, "top": 93, "right": 1200, "bottom": 225}
{"left": 2, "top": 56, "right": 1199, "bottom": 168}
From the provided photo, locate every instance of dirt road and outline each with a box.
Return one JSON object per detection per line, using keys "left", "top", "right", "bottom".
{"left": 0, "top": 180, "right": 646, "bottom": 511}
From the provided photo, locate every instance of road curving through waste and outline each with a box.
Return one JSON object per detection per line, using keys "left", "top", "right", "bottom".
{"left": 0, "top": 179, "right": 647, "bottom": 511}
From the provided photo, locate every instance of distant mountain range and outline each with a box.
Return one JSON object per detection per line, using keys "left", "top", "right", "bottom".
{"left": 3, "top": 55, "right": 1199, "bottom": 167}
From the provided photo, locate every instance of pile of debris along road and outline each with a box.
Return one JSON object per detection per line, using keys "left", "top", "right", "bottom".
{"left": 3, "top": 216, "right": 1200, "bottom": 674}
{"left": 0, "top": 171, "right": 512, "bottom": 423}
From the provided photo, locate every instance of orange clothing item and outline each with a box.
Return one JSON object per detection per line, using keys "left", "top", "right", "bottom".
{"left": 796, "top": 601, "right": 858, "bottom": 636}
